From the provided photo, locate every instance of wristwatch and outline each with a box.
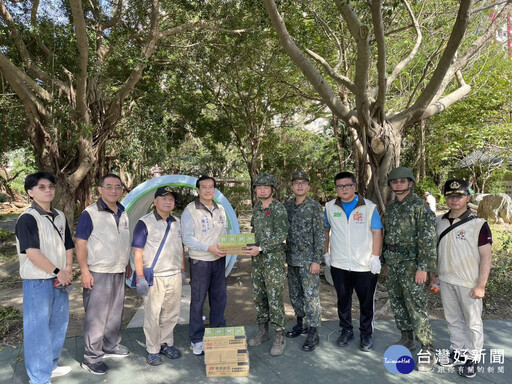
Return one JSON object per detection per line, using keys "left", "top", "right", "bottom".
{"left": 53, "top": 267, "right": 60, "bottom": 275}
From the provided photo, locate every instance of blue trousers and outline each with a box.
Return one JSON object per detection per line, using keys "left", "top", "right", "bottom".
{"left": 23, "top": 279, "right": 69, "bottom": 384}
{"left": 189, "top": 258, "right": 227, "bottom": 343}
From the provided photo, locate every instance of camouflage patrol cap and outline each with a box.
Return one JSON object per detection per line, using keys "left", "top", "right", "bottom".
{"left": 444, "top": 179, "right": 470, "bottom": 196}
{"left": 291, "top": 172, "right": 310, "bottom": 182}
{"left": 387, "top": 167, "right": 416, "bottom": 184}
{"left": 253, "top": 173, "right": 277, "bottom": 188}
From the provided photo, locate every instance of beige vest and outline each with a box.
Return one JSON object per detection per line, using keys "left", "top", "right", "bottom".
{"left": 436, "top": 216, "right": 486, "bottom": 288}
{"left": 139, "top": 212, "right": 183, "bottom": 275}
{"left": 184, "top": 200, "right": 227, "bottom": 261}
{"left": 84, "top": 202, "right": 130, "bottom": 273}
{"left": 16, "top": 208, "right": 67, "bottom": 279}
{"left": 326, "top": 198, "right": 376, "bottom": 272}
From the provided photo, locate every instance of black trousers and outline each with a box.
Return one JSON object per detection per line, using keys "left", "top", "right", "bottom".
{"left": 331, "top": 266, "right": 378, "bottom": 336}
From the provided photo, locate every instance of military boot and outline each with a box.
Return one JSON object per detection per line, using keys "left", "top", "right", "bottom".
{"left": 248, "top": 323, "right": 270, "bottom": 347}
{"left": 302, "top": 327, "right": 319, "bottom": 352}
{"left": 270, "top": 330, "right": 286, "bottom": 356}
{"left": 395, "top": 330, "right": 415, "bottom": 351}
{"left": 417, "top": 344, "right": 437, "bottom": 372}
{"left": 286, "top": 317, "right": 309, "bottom": 338}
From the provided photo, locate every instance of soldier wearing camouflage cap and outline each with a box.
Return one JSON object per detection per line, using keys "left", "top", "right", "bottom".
{"left": 284, "top": 172, "right": 324, "bottom": 352}
{"left": 244, "top": 173, "right": 289, "bottom": 356}
{"left": 382, "top": 167, "right": 437, "bottom": 371}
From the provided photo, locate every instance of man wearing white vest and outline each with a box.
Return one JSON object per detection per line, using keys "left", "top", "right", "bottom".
{"left": 181, "top": 176, "right": 228, "bottom": 355}
{"left": 76, "top": 174, "right": 131, "bottom": 375}
{"left": 434, "top": 179, "right": 492, "bottom": 379}
{"left": 15, "top": 171, "right": 74, "bottom": 384}
{"left": 132, "top": 186, "right": 185, "bottom": 366}
{"left": 324, "top": 171, "right": 383, "bottom": 352}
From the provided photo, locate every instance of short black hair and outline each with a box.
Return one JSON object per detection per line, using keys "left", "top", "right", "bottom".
{"left": 99, "top": 173, "right": 122, "bottom": 186}
{"left": 196, "top": 175, "right": 216, "bottom": 189}
{"left": 24, "top": 171, "right": 56, "bottom": 194}
{"left": 334, "top": 171, "right": 356, "bottom": 185}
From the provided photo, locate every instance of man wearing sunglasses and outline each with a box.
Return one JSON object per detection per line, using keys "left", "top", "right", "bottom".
{"left": 324, "top": 171, "right": 383, "bottom": 353}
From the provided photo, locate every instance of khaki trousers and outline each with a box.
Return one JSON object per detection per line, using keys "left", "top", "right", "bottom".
{"left": 144, "top": 273, "right": 182, "bottom": 353}
{"left": 440, "top": 281, "right": 484, "bottom": 358}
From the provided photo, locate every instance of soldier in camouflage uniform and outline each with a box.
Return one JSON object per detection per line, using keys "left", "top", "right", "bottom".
{"left": 382, "top": 167, "right": 437, "bottom": 372}
{"left": 284, "top": 172, "right": 324, "bottom": 352}
{"left": 244, "top": 173, "right": 289, "bottom": 356}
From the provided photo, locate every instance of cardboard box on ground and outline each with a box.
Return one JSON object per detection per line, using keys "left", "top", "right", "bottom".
{"left": 204, "top": 326, "right": 250, "bottom": 377}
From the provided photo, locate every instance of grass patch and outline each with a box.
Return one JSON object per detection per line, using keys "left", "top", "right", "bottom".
{"left": 0, "top": 228, "right": 17, "bottom": 263}
{"left": 484, "top": 225, "right": 512, "bottom": 316}
{"left": 0, "top": 213, "right": 19, "bottom": 222}
{"left": 0, "top": 306, "right": 22, "bottom": 342}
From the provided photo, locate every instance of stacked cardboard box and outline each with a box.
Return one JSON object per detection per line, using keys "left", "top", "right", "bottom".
{"left": 204, "top": 326, "right": 249, "bottom": 377}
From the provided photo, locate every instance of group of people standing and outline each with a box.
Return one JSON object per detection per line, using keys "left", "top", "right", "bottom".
{"left": 15, "top": 167, "right": 492, "bottom": 383}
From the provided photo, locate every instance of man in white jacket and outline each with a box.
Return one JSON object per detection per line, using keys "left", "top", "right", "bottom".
{"left": 324, "top": 171, "right": 382, "bottom": 352}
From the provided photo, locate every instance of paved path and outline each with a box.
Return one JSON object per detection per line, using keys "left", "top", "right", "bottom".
{"left": 1, "top": 319, "right": 510, "bottom": 384}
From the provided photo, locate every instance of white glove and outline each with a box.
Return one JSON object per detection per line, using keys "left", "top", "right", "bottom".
{"left": 370, "top": 255, "right": 381, "bottom": 274}
{"left": 323, "top": 253, "right": 331, "bottom": 267}
{"left": 323, "top": 253, "right": 333, "bottom": 285}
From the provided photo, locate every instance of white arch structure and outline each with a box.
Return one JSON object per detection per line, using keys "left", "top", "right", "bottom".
{"left": 122, "top": 175, "right": 240, "bottom": 285}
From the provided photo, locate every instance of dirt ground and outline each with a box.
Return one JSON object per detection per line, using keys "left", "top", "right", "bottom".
{"left": 0, "top": 204, "right": 509, "bottom": 347}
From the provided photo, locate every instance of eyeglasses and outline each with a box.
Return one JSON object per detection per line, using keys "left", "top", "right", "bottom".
{"left": 292, "top": 181, "right": 309, "bottom": 187}
{"left": 36, "top": 184, "right": 56, "bottom": 191}
{"left": 335, "top": 183, "right": 355, "bottom": 190}
{"left": 199, "top": 185, "right": 215, "bottom": 190}
{"left": 101, "top": 185, "right": 123, "bottom": 191}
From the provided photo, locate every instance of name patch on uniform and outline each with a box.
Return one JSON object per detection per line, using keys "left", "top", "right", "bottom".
{"left": 333, "top": 212, "right": 342, "bottom": 218}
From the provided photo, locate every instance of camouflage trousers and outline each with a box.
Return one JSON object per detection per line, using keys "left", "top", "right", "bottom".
{"left": 287, "top": 265, "right": 321, "bottom": 327}
{"left": 386, "top": 260, "right": 434, "bottom": 346}
{"left": 251, "top": 251, "right": 286, "bottom": 331}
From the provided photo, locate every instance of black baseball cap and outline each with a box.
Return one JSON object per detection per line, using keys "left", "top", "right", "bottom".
{"left": 154, "top": 186, "right": 177, "bottom": 199}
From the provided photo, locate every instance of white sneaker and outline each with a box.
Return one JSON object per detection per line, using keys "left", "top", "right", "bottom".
{"left": 51, "top": 366, "right": 71, "bottom": 378}
{"left": 191, "top": 341, "right": 204, "bottom": 355}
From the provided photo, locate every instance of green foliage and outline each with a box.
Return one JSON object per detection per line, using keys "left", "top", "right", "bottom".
{"left": 402, "top": 45, "right": 512, "bottom": 193}
{"left": 486, "top": 226, "right": 512, "bottom": 309}
{"left": 0, "top": 306, "right": 22, "bottom": 341}
{"left": 414, "top": 178, "right": 441, "bottom": 202}
{"left": 0, "top": 228, "right": 14, "bottom": 243}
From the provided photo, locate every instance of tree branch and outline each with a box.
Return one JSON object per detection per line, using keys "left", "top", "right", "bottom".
{"left": 262, "top": 0, "right": 355, "bottom": 125}
{"left": 385, "top": 1, "right": 422, "bottom": 93}
{"left": 104, "top": 0, "right": 161, "bottom": 131}
{"left": 159, "top": 20, "right": 248, "bottom": 39}
{"left": 392, "top": 0, "right": 474, "bottom": 128}
{"left": 452, "top": 1, "right": 512, "bottom": 73}
{"left": 305, "top": 49, "right": 356, "bottom": 93}
{"left": 69, "top": 0, "right": 90, "bottom": 124}
{"left": 371, "top": 0, "right": 386, "bottom": 122}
